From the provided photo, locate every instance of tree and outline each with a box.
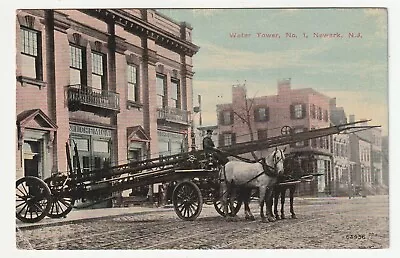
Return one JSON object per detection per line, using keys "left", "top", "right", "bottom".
{"left": 231, "top": 81, "right": 259, "bottom": 160}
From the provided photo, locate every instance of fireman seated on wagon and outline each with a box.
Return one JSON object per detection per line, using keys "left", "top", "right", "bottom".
{"left": 202, "top": 129, "right": 229, "bottom": 167}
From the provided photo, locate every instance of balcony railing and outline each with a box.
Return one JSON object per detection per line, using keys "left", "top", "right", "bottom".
{"left": 157, "top": 106, "right": 190, "bottom": 125}
{"left": 67, "top": 84, "right": 120, "bottom": 113}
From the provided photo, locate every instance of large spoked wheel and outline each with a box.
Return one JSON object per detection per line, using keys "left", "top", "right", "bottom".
{"left": 44, "top": 177, "right": 75, "bottom": 219}
{"left": 16, "top": 176, "right": 52, "bottom": 223}
{"left": 213, "top": 196, "right": 242, "bottom": 217}
{"left": 172, "top": 181, "right": 203, "bottom": 221}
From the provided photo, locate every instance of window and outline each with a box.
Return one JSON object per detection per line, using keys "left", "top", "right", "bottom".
{"left": 156, "top": 74, "right": 166, "bottom": 108}
{"left": 224, "top": 134, "right": 232, "bottom": 146}
{"left": 74, "top": 138, "right": 89, "bottom": 152}
{"left": 20, "top": 27, "right": 41, "bottom": 79}
{"left": 127, "top": 64, "right": 139, "bottom": 102}
{"left": 311, "top": 127, "right": 317, "bottom": 147}
{"left": 91, "top": 52, "right": 105, "bottom": 90}
{"left": 219, "top": 132, "right": 236, "bottom": 146}
{"left": 290, "top": 103, "right": 306, "bottom": 119}
{"left": 294, "top": 128, "right": 305, "bottom": 147}
{"left": 70, "top": 45, "right": 86, "bottom": 85}
{"left": 318, "top": 107, "right": 322, "bottom": 120}
{"left": 324, "top": 110, "right": 329, "bottom": 122}
{"left": 128, "top": 149, "right": 141, "bottom": 162}
{"left": 257, "top": 129, "right": 268, "bottom": 140}
{"left": 93, "top": 140, "right": 109, "bottom": 153}
{"left": 294, "top": 104, "right": 302, "bottom": 118}
{"left": 311, "top": 104, "right": 316, "bottom": 119}
{"left": 219, "top": 110, "right": 233, "bottom": 125}
{"left": 254, "top": 107, "right": 269, "bottom": 122}
{"left": 171, "top": 79, "right": 181, "bottom": 108}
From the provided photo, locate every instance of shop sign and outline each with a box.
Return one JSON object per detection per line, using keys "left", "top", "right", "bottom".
{"left": 70, "top": 124, "right": 112, "bottom": 137}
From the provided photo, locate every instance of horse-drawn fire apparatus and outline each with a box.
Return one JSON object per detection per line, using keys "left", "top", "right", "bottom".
{"left": 15, "top": 120, "right": 379, "bottom": 223}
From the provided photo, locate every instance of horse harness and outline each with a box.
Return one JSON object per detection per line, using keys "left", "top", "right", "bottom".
{"left": 220, "top": 149, "right": 284, "bottom": 186}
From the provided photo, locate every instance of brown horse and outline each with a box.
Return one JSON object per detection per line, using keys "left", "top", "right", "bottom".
{"left": 273, "top": 154, "right": 304, "bottom": 220}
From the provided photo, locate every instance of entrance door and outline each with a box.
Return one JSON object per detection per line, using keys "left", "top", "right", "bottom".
{"left": 23, "top": 141, "right": 41, "bottom": 178}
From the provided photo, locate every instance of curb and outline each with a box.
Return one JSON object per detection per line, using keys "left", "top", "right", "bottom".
{"left": 16, "top": 207, "right": 174, "bottom": 230}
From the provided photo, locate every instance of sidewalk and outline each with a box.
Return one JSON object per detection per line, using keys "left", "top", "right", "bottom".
{"left": 16, "top": 205, "right": 173, "bottom": 229}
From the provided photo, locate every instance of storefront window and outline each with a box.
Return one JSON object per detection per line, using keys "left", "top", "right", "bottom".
{"left": 93, "top": 140, "right": 109, "bottom": 153}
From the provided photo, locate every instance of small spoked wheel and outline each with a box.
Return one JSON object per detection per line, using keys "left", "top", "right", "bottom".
{"left": 16, "top": 176, "right": 52, "bottom": 223}
{"left": 44, "top": 177, "right": 75, "bottom": 219}
{"left": 172, "top": 181, "right": 203, "bottom": 221}
{"left": 213, "top": 196, "right": 242, "bottom": 217}
{"left": 47, "top": 196, "right": 75, "bottom": 218}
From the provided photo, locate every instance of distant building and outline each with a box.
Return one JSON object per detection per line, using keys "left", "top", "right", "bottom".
{"left": 348, "top": 115, "right": 385, "bottom": 194}
{"left": 329, "top": 98, "right": 351, "bottom": 196}
{"left": 216, "top": 79, "right": 332, "bottom": 196}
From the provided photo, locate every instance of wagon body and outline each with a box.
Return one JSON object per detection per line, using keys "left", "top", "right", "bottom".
{"left": 16, "top": 120, "right": 379, "bottom": 223}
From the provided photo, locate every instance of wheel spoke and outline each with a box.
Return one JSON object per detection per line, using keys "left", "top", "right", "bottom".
{"left": 21, "top": 183, "right": 28, "bottom": 196}
{"left": 33, "top": 202, "right": 44, "bottom": 212}
{"left": 56, "top": 201, "right": 66, "bottom": 212}
{"left": 17, "top": 203, "right": 28, "bottom": 215}
{"left": 17, "top": 187, "right": 27, "bottom": 197}
{"left": 50, "top": 201, "right": 55, "bottom": 214}
{"left": 24, "top": 205, "right": 29, "bottom": 219}
{"left": 16, "top": 201, "right": 27, "bottom": 209}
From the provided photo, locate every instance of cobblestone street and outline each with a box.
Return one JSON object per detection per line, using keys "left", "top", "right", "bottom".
{"left": 16, "top": 195, "right": 389, "bottom": 250}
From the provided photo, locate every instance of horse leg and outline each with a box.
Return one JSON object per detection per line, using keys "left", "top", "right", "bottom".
{"left": 273, "top": 186, "right": 280, "bottom": 220}
{"left": 280, "top": 187, "right": 286, "bottom": 219}
{"left": 259, "top": 186, "right": 267, "bottom": 223}
{"left": 220, "top": 181, "right": 229, "bottom": 218}
{"left": 228, "top": 187, "right": 237, "bottom": 217}
{"left": 265, "top": 187, "right": 276, "bottom": 222}
{"left": 243, "top": 189, "right": 255, "bottom": 221}
{"left": 290, "top": 185, "right": 297, "bottom": 219}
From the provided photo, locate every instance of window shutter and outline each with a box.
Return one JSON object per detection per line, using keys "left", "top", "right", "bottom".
{"left": 290, "top": 104, "right": 295, "bottom": 119}
{"left": 231, "top": 133, "right": 236, "bottom": 145}
{"left": 230, "top": 111, "right": 234, "bottom": 125}
{"left": 218, "top": 134, "right": 224, "bottom": 146}
{"left": 302, "top": 104, "right": 307, "bottom": 118}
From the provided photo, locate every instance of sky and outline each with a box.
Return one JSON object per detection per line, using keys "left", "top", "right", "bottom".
{"left": 159, "top": 8, "right": 388, "bottom": 135}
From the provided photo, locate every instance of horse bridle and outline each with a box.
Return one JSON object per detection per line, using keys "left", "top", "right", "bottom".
{"left": 266, "top": 148, "right": 284, "bottom": 172}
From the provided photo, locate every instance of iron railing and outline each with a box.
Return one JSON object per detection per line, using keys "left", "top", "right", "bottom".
{"left": 67, "top": 84, "right": 120, "bottom": 111}
{"left": 157, "top": 106, "right": 190, "bottom": 124}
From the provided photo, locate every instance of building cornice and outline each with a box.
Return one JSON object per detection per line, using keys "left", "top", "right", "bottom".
{"left": 81, "top": 9, "right": 200, "bottom": 57}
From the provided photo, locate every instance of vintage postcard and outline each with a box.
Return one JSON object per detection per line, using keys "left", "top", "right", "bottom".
{"left": 8, "top": 2, "right": 396, "bottom": 256}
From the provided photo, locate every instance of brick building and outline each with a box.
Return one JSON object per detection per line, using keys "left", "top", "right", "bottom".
{"left": 16, "top": 9, "right": 199, "bottom": 205}
{"left": 348, "top": 115, "right": 385, "bottom": 194}
{"left": 216, "top": 79, "right": 333, "bottom": 195}
{"left": 329, "top": 98, "right": 351, "bottom": 196}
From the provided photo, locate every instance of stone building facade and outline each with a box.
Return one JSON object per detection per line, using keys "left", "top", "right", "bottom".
{"left": 16, "top": 9, "right": 199, "bottom": 205}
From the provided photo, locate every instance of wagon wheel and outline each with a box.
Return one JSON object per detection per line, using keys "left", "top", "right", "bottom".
{"left": 172, "top": 181, "right": 203, "bottom": 221}
{"left": 213, "top": 196, "right": 242, "bottom": 217}
{"left": 44, "top": 177, "right": 75, "bottom": 219}
{"left": 16, "top": 176, "right": 52, "bottom": 223}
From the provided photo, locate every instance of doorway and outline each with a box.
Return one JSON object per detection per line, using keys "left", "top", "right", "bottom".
{"left": 23, "top": 141, "right": 41, "bottom": 178}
